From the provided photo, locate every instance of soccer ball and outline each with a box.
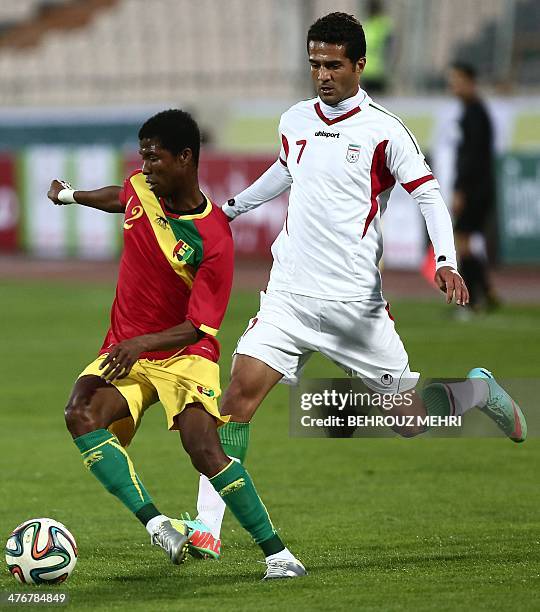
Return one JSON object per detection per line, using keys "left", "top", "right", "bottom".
{"left": 5, "top": 518, "right": 78, "bottom": 584}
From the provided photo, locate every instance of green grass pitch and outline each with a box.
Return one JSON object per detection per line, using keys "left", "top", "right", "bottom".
{"left": 0, "top": 280, "right": 539, "bottom": 611}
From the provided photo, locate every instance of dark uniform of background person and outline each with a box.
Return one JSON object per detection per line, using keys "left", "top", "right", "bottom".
{"left": 448, "top": 62, "right": 499, "bottom": 311}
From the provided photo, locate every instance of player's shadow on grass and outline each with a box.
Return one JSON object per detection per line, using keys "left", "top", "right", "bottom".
{"left": 85, "top": 563, "right": 264, "bottom": 587}
{"left": 71, "top": 570, "right": 272, "bottom": 605}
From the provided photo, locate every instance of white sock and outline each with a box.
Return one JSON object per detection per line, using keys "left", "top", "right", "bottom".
{"left": 145, "top": 514, "right": 169, "bottom": 536}
{"left": 444, "top": 380, "right": 489, "bottom": 416}
{"left": 266, "top": 547, "right": 296, "bottom": 563}
{"left": 196, "top": 474, "right": 226, "bottom": 540}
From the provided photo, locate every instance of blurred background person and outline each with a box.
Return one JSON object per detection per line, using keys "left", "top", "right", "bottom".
{"left": 361, "top": 0, "right": 393, "bottom": 94}
{"left": 448, "top": 61, "right": 500, "bottom": 312}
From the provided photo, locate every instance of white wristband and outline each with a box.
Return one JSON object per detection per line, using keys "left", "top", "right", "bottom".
{"left": 221, "top": 201, "right": 238, "bottom": 219}
{"left": 58, "top": 188, "right": 76, "bottom": 204}
{"left": 435, "top": 258, "right": 458, "bottom": 272}
{"left": 55, "top": 179, "right": 77, "bottom": 204}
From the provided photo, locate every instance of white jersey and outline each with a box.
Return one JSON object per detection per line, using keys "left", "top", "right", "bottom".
{"left": 267, "top": 90, "right": 438, "bottom": 300}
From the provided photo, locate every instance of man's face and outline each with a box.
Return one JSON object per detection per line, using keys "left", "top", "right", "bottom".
{"left": 139, "top": 137, "right": 186, "bottom": 198}
{"left": 448, "top": 68, "right": 474, "bottom": 99}
{"left": 308, "top": 41, "right": 364, "bottom": 105}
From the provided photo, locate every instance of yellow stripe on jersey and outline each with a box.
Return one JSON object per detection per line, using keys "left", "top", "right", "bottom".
{"left": 130, "top": 172, "right": 195, "bottom": 289}
{"left": 199, "top": 323, "right": 219, "bottom": 336}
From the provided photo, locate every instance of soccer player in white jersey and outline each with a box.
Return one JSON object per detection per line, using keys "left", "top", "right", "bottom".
{"left": 182, "top": 12, "right": 527, "bottom": 567}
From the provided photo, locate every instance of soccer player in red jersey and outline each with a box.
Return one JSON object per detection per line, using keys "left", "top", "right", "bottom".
{"left": 47, "top": 110, "right": 305, "bottom": 579}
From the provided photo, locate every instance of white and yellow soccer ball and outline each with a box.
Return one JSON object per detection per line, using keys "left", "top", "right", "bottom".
{"left": 5, "top": 518, "right": 78, "bottom": 584}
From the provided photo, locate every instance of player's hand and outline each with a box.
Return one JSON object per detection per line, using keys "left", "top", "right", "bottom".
{"left": 47, "top": 179, "right": 73, "bottom": 205}
{"left": 434, "top": 266, "right": 469, "bottom": 306}
{"left": 99, "top": 337, "right": 146, "bottom": 382}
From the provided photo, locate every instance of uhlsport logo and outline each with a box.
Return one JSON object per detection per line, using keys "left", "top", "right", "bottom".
{"left": 173, "top": 239, "right": 194, "bottom": 263}
{"left": 381, "top": 373, "right": 394, "bottom": 386}
{"left": 346, "top": 143, "right": 361, "bottom": 163}
{"left": 315, "top": 130, "right": 340, "bottom": 138}
{"left": 197, "top": 385, "right": 216, "bottom": 398}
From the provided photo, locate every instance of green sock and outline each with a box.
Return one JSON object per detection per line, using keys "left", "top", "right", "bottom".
{"left": 218, "top": 421, "right": 250, "bottom": 463}
{"left": 74, "top": 429, "right": 154, "bottom": 516}
{"left": 422, "top": 383, "right": 452, "bottom": 418}
{"left": 210, "top": 460, "right": 284, "bottom": 556}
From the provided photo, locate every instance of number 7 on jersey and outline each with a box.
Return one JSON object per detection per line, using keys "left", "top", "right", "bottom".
{"left": 296, "top": 139, "right": 307, "bottom": 164}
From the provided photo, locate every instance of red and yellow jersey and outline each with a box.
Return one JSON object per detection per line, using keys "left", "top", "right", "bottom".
{"left": 100, "top": 169, "right": 234, "bottom": 361}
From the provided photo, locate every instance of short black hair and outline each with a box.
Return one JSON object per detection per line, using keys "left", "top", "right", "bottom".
{"left": 307, "top": 12, "right": 366, "bottom": 63}
{"left": 451, "top": 61, "right": 477, "bottom": 81}
{"left": 138, "top": 109, "right": 201, "bottom": 166}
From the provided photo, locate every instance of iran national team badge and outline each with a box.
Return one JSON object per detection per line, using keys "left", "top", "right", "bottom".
{"left": 173, "top": 239, "right": 194, "bottom": 263}
{"left": 346, "top": 143, "right": 361, "bottom": 163}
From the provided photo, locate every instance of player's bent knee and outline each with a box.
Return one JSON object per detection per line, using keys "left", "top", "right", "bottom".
{"left": 176, "top": 406, "right": 228, "bottom": 476}
{"left": 180, "top": 429, "right": 224, "bottom": 474}
{"left": 185, "top": 440, "right": 225, "bottom": 476}
{"left": 64, "top": 382, "right": 111, "bottom": 437}
{"left": 64, "top": 396, "right": 100, "bottom": 437}
{"left": 65, "top": 376, "right": 130, "bottom": 438}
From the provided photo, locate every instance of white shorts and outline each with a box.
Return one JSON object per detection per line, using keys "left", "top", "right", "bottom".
{"left": 235, "top": 290, "right": 419, "bottom": 394}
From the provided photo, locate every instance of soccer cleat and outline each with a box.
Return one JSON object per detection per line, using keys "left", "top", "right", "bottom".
{"left": 262, "top": 558, "right": 307, "bottom": 580}
{"left": 180, "top": 513, "right": 221, "bottom": 560}
{"left": 151, "top": 519, "right": 190, "bottom": 565}
{"left": 467, "top": 368, "right": 527, "bottom": 443}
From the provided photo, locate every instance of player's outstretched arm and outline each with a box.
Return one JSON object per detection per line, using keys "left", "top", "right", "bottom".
{"left": 385, "top": 123, "right": 469, "bottom": 306}
{"left": 47, "top": 179, "right": 125, "bottom": 213}
{"left": 222, "top": 159, "right": 292, "bottom": 220}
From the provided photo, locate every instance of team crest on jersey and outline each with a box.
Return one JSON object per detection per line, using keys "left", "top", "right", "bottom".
{"left": 197, "top": 385, "right": 215, "bottom": 398}
{"left": 346, "top": 144, "right": 361, "bottom": 163}
{"left": 173, "top": 239, "right": 194, "bottom": 263}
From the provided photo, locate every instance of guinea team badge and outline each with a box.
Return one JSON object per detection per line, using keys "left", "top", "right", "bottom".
{"left": 197, "top": 385, "right": 216, "bottom": 398}
{"left": 346, "top": 143, "right": 361, "bottom": 163}
{"left": 173, "top": 239, "right": 194, "bottom": 263}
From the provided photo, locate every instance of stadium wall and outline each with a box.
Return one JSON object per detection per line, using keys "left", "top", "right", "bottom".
{"left": 1, "top": 97, "right": 540, "bottom": 266}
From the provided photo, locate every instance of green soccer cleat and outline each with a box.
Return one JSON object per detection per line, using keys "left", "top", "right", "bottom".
{"left": 262, "top": 558, "right": 307, "bottom": 580}
{"left": 468, "top": 368, "right": 527, "bottom": 443}
{"left": 180, "top": 513, "right": 221, "bottom": 560}
{"left": 151, "top": 519, "right": 190, "bottom": 565}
